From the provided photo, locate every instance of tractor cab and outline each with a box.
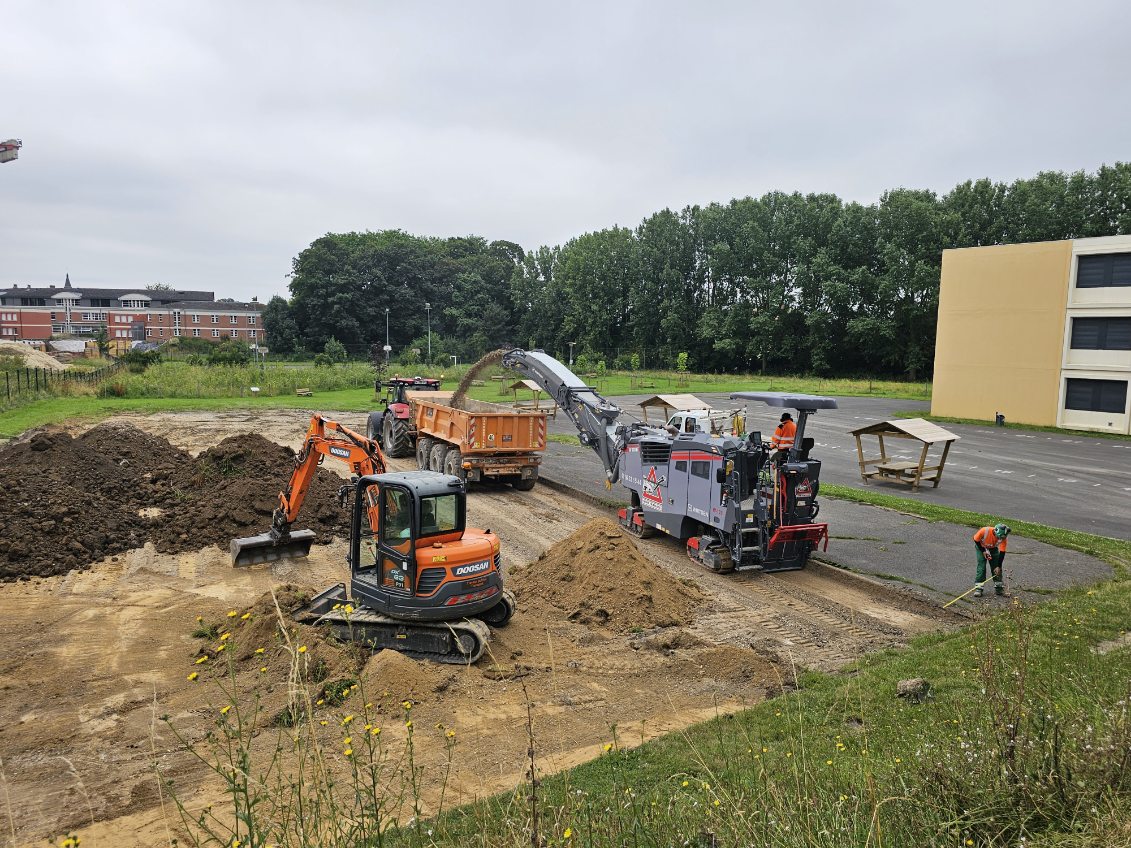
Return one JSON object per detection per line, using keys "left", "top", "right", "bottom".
{"left": 380, "top": 376, "right": 442, "bottom": 410}
{"left": 348, "top": 471, "right": 505, "bottom": 622}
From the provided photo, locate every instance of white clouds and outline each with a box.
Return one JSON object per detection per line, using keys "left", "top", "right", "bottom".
{"left": 1, "top": 0, "right": 1129, "bottom": 300}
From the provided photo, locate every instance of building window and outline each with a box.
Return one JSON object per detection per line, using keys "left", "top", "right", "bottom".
{"left": 20, "top": 297, "right": 46, "bottom": 306}
{"left": 247, "top": 316, "right": 256, "bottom": 326}
{"left": 50, "top": 312, "right": 57, "bottom": 320}
{"left": 1070, "top": 316, "right": 1131, "bottom": 351}
{"left": 121, "top": 299, "right": 148, "bottom": 309}
{"left": 212, "top": 329, "right": 220, "bottom": 338}
{"left": 249, "top": 329, "right": 257, "bottom": 339}
{"left": 159, "top": 328, "right": 165, "bottom": 337}
{"left": 229, "top": 315, "right": 238, "bottom": 324}
{"left": 1065, "top": 378, "right": 1128, "bottom": 413}
{"left": 52, "top": 325, "right": 65, "bottom": 333}
{"left": 193, "top": 328, "right": 201, "bottom": 337}
{"left": 174, "top": 328, "right": 181, "bottom": 337}
{"left": 211, "top": 315, "right": 219, "bottom": 324}
{"left": 91, "top": 298, "right": 112, "bottom": 308}
{"left": 1077, "top": 253, "right": 1131, "bottom": 288}
{"left": 229, "top": 330, "right": 238, "bottom": 338}
{"left": 191, "top": 314, "right": 200, "bottom": 323}
{"left": 146, "top": 328, "right": 152, "bottom": 337}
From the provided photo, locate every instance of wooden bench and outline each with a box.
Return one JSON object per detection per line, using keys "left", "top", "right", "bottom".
{"left": 295, "top": 388, "right": 313, "bottom": 397}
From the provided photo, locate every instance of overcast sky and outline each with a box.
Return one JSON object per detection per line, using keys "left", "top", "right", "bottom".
{"left": 2, "top": 1, "right": 1129, "bottom": 302}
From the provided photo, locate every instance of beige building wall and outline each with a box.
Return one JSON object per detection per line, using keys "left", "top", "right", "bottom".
{"left": 932, "top": 240, "right": 1072, "bottom": 426}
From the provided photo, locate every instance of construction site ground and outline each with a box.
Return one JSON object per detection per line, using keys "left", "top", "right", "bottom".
{"left": 0, "top": 408, "right": 1107, "bottom": 847}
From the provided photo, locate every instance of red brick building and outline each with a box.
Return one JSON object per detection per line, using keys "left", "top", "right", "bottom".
{"left": 0, "top": 275, "right": 265, "bottom": 345}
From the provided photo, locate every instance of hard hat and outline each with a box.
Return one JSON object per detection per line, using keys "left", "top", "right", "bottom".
{"left": 994, "top": 523, "right": 1010, "bottom": 537}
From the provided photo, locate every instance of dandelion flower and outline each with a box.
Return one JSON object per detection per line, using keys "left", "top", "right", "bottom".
{"left": 316, "top": 699, "right": 324, "bottom": 706}
{"left": 187, "top": 672, "right": 199, "bottom": 682}
{"left": 343, "top": 736, "right": 352, "bottom": 745}
{"left": 195, "top": 656, "right": 208, "bottom": 665}
{"left": 240, "top": 612, "right": 251, "bottom": 620}
{"left": 344, "top": 748, "right": 353, "bottom": 757}
{"left": 259, "top": 666, "right": 268, "bottom": 673}
{"left": 215, "top": 644, "right": 226, "bottom": 653}
{"left": 298, "top": 645, "right": 307, "bottom": 654}
{"left": 342, "top": 714, "right": 355, "bottom": 725}
{"left": 603, "top": 743, "right": 613, "bottom": 753}
{"left": 196, "top": 616, "right": 203, "bottom": 623}
{"left": 319, "top": 720, "right": 328, "bottom": 726}
{"left": 364, "top": 723, "right": 372, "bottom": 731}
{"left": 681, "top": 780, "right": 689, "bottom": 787}
{"left": 227, "top": 610, "right": 238, "bottom": 618}
{"left": 564, "top": 827, "right": 573, "bottom": 839}
{"left": 219, "top": 632, "right": 231, "bottom": 641}
{"left": 839, "top": 794, "right": 848, "bottom": 801}
{"left": 365, "top": 701, "right": 373, "bottom": 709}
{"left": 826, "top": 759, "right": 833, "bottom": 765}
{"left": 254, "top": 647, "right": 265, "bottom": 655}
{"left": 402, "top": 700, "right": 413, "bottom": 710}
{"left": 446, "top": 729, "right": 456, "bottom": 739}
{"left": 713, "top": 800, "right": 720, "bottom": 807}
{"left": 405, "top": 720, "right": 413, "bottom": 729}
{"left": 371, "top": 727, "right": 381, "bottom": 736}
{"left": 220, "top": 705, "right": 232, "bottom": 716}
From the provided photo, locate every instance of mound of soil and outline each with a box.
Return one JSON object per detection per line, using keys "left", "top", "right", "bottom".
{"left": 0, "top": 426, "right": 351, "bottom": 581}
{"left": 0, "top": 340, "right": 69, "bottom": 370}
{"left": 509, "top": 518, "right": 705, "bottom": 633}
{"left": 365, "top": 649, "right": 454, "bottom": 703}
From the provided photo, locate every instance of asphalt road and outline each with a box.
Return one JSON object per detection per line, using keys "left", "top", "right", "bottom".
{"left": 542, "top": 392, "right": 1131, "bottom": 540}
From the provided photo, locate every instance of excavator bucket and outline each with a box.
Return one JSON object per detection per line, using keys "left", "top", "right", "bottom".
{"left": 231, "top": 529, "right": 318, "bottom": 567}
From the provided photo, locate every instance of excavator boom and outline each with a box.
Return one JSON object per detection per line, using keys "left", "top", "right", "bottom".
{"left": 231, "top": 414, "right": 387, "bottom": 566}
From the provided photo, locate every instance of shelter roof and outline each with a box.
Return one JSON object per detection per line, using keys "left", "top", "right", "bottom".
{"left": 849, "top": 417, "right": 960, "bottom": 444}
{"left": 639, "top": 393, "right": 710, "bottom": 412}
{"left": 508, "top": 379, "right": 546, "bottom": 393}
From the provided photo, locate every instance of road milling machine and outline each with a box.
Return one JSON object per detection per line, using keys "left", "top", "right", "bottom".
{"left": 501, "top": 349, "right": 838, "bottom": 572}
{"left": 231, "top": 414, "right": 515, "bottom": 663}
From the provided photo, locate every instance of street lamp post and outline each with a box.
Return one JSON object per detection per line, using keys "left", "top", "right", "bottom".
{"left": 568, "top": 341, "right": 576, "bottom": 367}
{"left": 424, "top": 302, "right": 431, "bottom": 364}
{"left": 384, "top": 307, "right": 390, "bottom": 364}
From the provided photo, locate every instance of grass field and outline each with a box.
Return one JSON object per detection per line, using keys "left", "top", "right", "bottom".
{"left": 0, "top": 364, "right": 931, "bottom": 439}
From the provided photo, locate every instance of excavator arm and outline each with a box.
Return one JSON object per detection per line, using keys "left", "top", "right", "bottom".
{"left": 232, "top": 414, "right": 388, "bottom": 566}
{"left": 501, "top": 349, "right": 625, "bottom": 484}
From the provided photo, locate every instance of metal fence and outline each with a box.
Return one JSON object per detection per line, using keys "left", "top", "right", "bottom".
{"left": 2, "top": 361, "right": 123, "bottom": 403}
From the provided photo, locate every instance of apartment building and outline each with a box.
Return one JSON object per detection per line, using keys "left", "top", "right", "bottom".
{"left": 932, "top": 235, "right": 1131, "bottom": 434}
{"left": 0, "top": 275, "right": 264, "bottom": 345}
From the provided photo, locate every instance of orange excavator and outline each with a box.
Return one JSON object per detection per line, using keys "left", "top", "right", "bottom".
{"left": 231, "top": 414, "right": 516, "bottom": 663}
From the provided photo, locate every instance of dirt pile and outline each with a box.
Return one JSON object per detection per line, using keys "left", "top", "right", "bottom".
{"left": 510, "top": 518, "right": 705, "bottom": 633}
{"left": 0, "top": 340, "right": 69, "bottom": 369}
{"left": 0, "top": 426, "right": 351, "bottom": 581}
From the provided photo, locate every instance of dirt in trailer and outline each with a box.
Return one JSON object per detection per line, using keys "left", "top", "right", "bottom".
{"left": 0, "top": 409, "right": 965, "bottom": 847}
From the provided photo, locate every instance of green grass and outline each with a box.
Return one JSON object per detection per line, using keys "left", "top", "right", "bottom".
{"left": 892, "top": 410, "right": 1131, "bottom": 442}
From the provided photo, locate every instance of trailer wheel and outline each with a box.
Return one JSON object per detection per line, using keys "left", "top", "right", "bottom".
{"left": 429, "top": 442, "right": 450, "bottom": 473}
{"left": 511, "top": 471, "right": 537, "bottom": 491}
{"left": 443, "top": 448, "right": 466, "bottom": 480}
{"left": 383, "top": 415, "right": 413, "bottom": 458}
{"left": 366, "top": 412, "right": 384, "bottom": 444}
{"left": 416, "top": 437, "right": 434, "bottom": 470}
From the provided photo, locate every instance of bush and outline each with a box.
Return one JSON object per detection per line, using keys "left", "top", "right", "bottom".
{"left": 208, "top": 339, "right": 253, "bottom": 366}
{"left": 100, "top": 361, "right": 374, "bottom": 397}
{"left": 323, "top": 338, "right": 348, "bottom": 365}
{"left": 122, "top": 348, "right": 161, "bottom": 373}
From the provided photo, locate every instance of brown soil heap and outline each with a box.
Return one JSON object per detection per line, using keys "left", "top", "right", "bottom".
{"left": 510, "top": 517, "right": 705, "bottom": 633}
{"left": 0, "top": 425, "right": 350, "bottom": 581}
{"left": 448, "top": 348, "right": 504, "bottom": 409}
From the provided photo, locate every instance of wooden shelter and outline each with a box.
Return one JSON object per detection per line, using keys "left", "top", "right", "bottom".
{"left": 508, "top": 379, "right": 558, "bottom": 418}
{"left": 638, "top": 393, "right": 710, "bottom": 424}
{"left": 850, "top": 418, "right": 960, "bottom": 491}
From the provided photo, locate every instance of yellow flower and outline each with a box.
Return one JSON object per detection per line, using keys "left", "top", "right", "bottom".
{"left": 371, "top": 727, "right": 381, "bottom": 736}
{"left": 405, "top": 720, "right": 413, "bottom": 729}
{"left": 713, "top": 799, "right": 720, "bottom": 807}
{"left": 839, "top": 794, "right": 848, "bottom": 801}
{"left": 564, "top": 827, "right": 573, "bottom": 839}
{"left": 215, "top": 644, "right": 226, "bottom": 652}
{"left": 259, "top": 666, "right": 268, "bottom": 673}
{"left": 195, "top": 656, "right": 208, "bottom": 664}
{"left": 681, "top": 780, "right": 689, "bottom": 787}
{"left": 342, "top": 714, "right": 355, "bottom": 725}
{"left": 603, "top": 743, "right": 613, "bottom": 753}
{"left": 785, "top": 752, "right": 792, "bottom": 758}
{"left": 446, "top": 729, "right": 456, "bottom": 739}
{"left": 227, "top": 610, "right": 238, "bottom": 618}
{"left": 365, "top": 701, "right": 373, "bottom": 709}
{"left": 702, "top": 782, "right": 710, "bottom": 790}
{"left": 240, "top": 612, "right": 251, "bottom": 620}
{"left": 219, "top": 632, "right": 231, "bottom": 641}
{"left": 343, "top": 736, "right": 352, "bottom": 745}
{"left": 196, "top": 616, "right": 203, "bottom": 623}
{"left": 254, "top": 647, "right": 265, "bottom": 654}
{"left": 966, "top": 841, "right": 974, "bottom": 847}
{"left": 344, "top": 748, "right": 353, "bottom": 756}
{"left": 402, "top": 700, "right": 413, "bottom": 710}
{"left": 364, "top": 723, "right": 372, "bottom": 731}
{"left": 187, "top": 672, "right": 199, "bottom": 682}
{"left": 298, "top": 645, "right": 307, "bottom": 654}
{"left": 220, "top": 705, "right": 231, "bottom": 715}
{"left": 343, "top": 604, "right": 354, "bottom": 614}
{"left": 826, "top": 759, "right": 833, "bottom": 765}
{"left": 319, "top": 720, "right": 328, "bottom": 726}
{"left": 232, "top": 839, "right": 241, "bottom": 848}
{"left": 316, "top": 699, "right": 324, "bottom": 706}
{"left": 894, "top": 757, "right": 902, "bottom": 764}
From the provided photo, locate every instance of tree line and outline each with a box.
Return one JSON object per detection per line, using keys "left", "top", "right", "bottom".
{"left": 264, "top": 163, "right": 1131, "bottom": 378}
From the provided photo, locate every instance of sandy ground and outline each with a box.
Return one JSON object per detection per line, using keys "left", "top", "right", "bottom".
{"left": 0, "top": 409, "right": 962, "bottom": 847}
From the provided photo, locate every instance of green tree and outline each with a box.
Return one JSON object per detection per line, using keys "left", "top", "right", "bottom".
{"left": 262, "top": 296, "right": 300, "bottom": 354}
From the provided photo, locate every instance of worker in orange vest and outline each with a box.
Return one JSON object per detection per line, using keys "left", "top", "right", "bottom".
{"left": 771, "top": 412, "right": 796, "bottom": 462}
{"left": 972, "top": 524, "right": 1011, "bottom": 596}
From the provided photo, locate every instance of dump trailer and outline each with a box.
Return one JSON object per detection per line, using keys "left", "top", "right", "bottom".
{"left": 412, "top": 396, "right": 546, "bottom": 490}
{"left": 501, "top": 349, "right": 838, "bottom": 572}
